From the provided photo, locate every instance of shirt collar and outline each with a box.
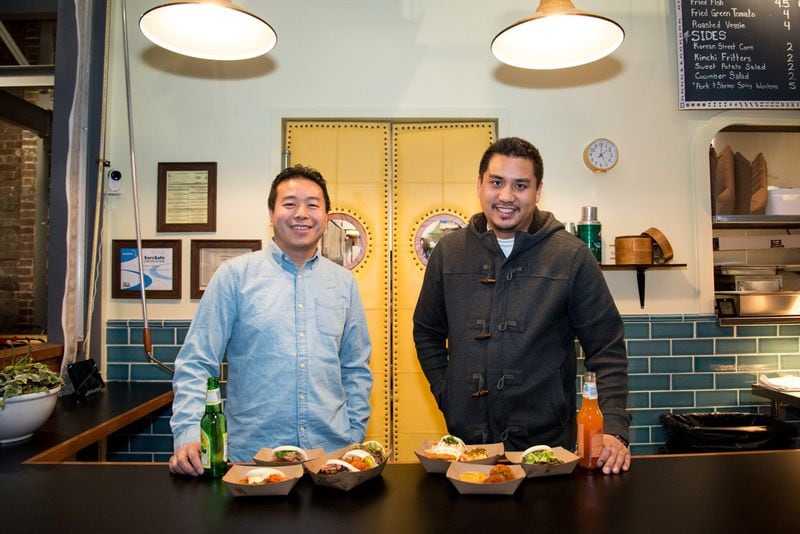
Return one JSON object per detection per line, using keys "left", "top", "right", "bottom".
{"left": 268, "top": 239, "right": 319, "bottom": 272}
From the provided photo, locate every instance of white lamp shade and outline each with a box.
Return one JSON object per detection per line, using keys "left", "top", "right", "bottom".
{"left": 139, "top": 2, "right": 277, "bottom": 61}
{"left": 492, "top": 12, "right": 624, "bottom": 70}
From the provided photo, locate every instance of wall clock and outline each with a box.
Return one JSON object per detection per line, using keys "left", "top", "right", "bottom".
{"left": 583, "top": 138, "right": 619, "bottom": 173}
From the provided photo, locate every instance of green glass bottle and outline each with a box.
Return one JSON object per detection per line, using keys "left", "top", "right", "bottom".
{"left": 200, "top": 377, "right": 227, "bottom": 479}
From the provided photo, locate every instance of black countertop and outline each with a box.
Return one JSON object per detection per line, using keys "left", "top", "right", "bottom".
{"left": 2, "top": 451, "right": 800, "bottom": 533}
{"left": 2, "top": 383, "right": 799, "bottom": 533}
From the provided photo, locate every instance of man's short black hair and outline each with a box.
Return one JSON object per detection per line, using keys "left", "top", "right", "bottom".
{"left": 478, "top": 137, "right": 544, "bottom": 186}
{"left": 268, "top": 164, "right": 331, "bottom": 212}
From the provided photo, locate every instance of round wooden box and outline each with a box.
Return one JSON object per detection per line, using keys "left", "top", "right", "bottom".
{"left": 615, "top": 235, "right": 653, "bottom": 265}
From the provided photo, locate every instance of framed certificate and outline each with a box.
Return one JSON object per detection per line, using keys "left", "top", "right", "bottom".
{"left": 112, "top": 239, "right": 182, "bottom": 299}
{"left": 190, "top": 239, "right": 262, "bottom": 299}
{"left": 156, "top": 162, "right": 217, "bottom": 232}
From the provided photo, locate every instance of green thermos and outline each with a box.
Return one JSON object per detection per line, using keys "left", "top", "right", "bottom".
{"left": 577, "top": 206, "right": 602, "bottom": 262}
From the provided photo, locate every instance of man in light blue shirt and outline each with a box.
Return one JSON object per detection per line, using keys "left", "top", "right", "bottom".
{"left": 169, "top": 165, "right": 372, "bottom": 475}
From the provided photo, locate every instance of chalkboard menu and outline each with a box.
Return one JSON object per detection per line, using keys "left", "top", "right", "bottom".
{"left": 677, "top": 0, "right": 800, "bottom": 109}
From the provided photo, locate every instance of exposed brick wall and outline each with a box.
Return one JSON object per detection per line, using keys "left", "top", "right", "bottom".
{"left": 0, "top": 121, "right": 22, "bottom": 327}
{"left": 0, "top": 101, "right": 41, "bottom": 329}
{"left": 0, "top": 19, "right": 52, "bottom": 331}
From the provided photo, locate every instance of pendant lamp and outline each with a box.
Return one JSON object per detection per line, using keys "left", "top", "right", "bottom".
{"left": 139, "top": 1, "right": 277, "bottom": 60}
{"left": 101, "top": 1, "right": 276, "bottom": 375}
{"left": 491, "top": 0, "right": 624, "bottom": 70}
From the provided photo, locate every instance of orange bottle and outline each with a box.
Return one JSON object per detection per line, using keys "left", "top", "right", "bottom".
{"left": 577, "top": 371, "right": 604, "bottom": 470}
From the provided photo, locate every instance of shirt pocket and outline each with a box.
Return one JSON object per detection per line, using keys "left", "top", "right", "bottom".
{"left": 315, "top": 298, "right": 347, "bottom": 338}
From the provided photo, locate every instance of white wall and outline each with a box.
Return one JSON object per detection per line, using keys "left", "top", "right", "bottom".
{"left": 103, "top": 0, "right": 800, "bottom": 323}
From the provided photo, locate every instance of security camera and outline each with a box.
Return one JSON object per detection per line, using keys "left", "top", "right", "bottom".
{"left": 108, "top": 169, "right": 122, "bottom": 192}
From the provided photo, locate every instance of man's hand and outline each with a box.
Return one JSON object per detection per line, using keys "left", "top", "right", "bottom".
{"left": 596, "top": 434, "right": 631, "bottom": 475}
{"left": 169, "top": 442, "right": 204, "bottom": 476}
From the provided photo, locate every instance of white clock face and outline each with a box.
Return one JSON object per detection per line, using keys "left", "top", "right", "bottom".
{"left": 585, "top": 138, "right": 618, "bottom": 172}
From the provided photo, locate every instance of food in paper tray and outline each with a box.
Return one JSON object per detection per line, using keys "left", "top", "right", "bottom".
{"left": 521, "top": 445, "right": 564, "bottom": 466}
{"left": 416, "top": 437, "right": 502, "bottom": 474}
{"left": 239, "top": 467, "right": 287, "bottom": 485}
{"left": 504, "top": 446, "right": 579, "bottom": 478}
{"left": 447, "top": 463, "right": 525, "bottom": 495}
{"left": 423, "top": 435, "right": 488, "bottom": 462}
{"left": 318, "top": 441, "right": 388, "bottom": 476}
{"left": 305, "top": 443, "right": 391, "bottom": 491}
{"left": 223, "top": 464, "right": 304, "bottom": 497}
{"left": 271, "top": 445, "right": 309, "bottom": 463}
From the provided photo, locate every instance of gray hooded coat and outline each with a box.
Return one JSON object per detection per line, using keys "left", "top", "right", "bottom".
{"left": 413, "top": 209, "right": 630, "bottom": 450}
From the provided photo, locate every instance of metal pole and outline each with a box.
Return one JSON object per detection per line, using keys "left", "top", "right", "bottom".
{"left": 121, "top": 0, "right": 172, "bottom": 375}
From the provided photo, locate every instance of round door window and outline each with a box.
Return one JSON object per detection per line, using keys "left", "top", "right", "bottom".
{"left": 414, "top": 213, "right": 467, "bottom": 266}
{"left": 322, "top": 212, "right": 368, "bottom": 271}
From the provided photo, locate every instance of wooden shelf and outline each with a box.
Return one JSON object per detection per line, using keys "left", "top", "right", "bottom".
{"left": 0, "top": 342, "right": 63, "bottom": 373}
{"left": 600, "top": 263, "right": 687, "bottom": 308}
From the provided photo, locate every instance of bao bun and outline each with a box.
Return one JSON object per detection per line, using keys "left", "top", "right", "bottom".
{"left": 243, "top": 467, "right": 284, "bottom": 484}
{"left": 437, "top": 435, "right": 466, "bottom": 452}
{"left": 271, "top": 445, "right": 308, "bottom": 461}
{"left": 521, "top": 444, "right": 552, "bottom": 456}
{"left": 361, "top": 440, "right": 387, "bottom": 454}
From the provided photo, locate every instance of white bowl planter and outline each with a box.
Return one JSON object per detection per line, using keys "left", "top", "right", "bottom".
{"left": 0, "top": 385, "right": 61, "bottom": 444}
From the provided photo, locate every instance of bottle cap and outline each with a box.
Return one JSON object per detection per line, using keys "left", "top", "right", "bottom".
{"left": 580, "top": 206, "right": 598, "bottom": 223}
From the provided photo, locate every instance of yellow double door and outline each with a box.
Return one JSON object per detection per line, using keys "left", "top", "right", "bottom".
{"left": 285, "top": 119, "right": 495, "bottom": 461}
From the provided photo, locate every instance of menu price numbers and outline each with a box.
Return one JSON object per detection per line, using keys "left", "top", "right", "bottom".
{"left": 789, "top": 42, "right": 797, "bottom": 90}
{"left": 775, "top": 0, "right": 800, "bottom": 31}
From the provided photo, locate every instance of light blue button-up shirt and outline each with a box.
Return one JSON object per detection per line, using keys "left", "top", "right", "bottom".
{"left": 171, "top": 240, "right": 372, "bottom": 461}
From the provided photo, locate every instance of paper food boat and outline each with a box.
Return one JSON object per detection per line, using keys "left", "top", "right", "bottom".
{"left": 222, "top": 464, "right": 304, "bottom": 497}
{"left": 414, "top": 440, "right": 504, "bottom": 474}
{"left": 445, "top": 462, "right": 525, "bottom": 496}
{"left": 252, "top": 446, "right": 324, "bottom": 466}
{"left": 304, "top": 445, "right": 390, "bottom": 491}
{"left": 504, "top": 446, "right": 580, "bottom": 478}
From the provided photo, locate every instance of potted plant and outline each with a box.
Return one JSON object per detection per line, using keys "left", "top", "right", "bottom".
{"left": 0, "top": 340, "right": 64, "bottom": 443}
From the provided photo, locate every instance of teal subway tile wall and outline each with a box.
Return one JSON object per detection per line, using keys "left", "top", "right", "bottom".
{"left": 105, "top": 404, "right": 174, "bottom": 462}
{"left": 104, "top": 315, "right": 800, "bottom": 460}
